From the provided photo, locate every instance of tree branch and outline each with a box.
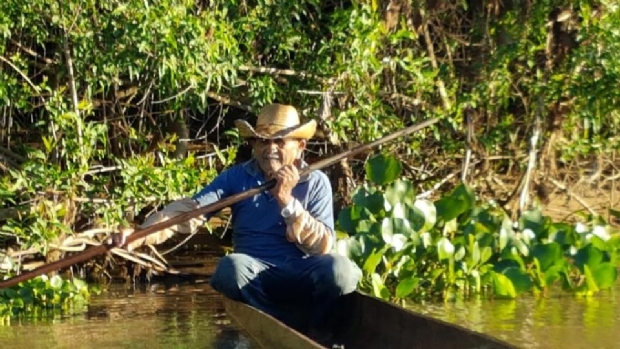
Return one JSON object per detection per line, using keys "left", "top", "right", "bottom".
{"left": 62, "top": 33, "right": 84, "bottom": 155}
{"left": 419, "top": 9, "right": 452, "bottom": 111}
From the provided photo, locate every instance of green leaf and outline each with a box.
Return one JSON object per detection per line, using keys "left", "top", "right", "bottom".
{"left": 365, "top": 153, "right": 402, "bottom": 186}
{"left": 72, "top": 278, "right": 87, "bottom": 291}
{"left": 499, "top": 217, "right": 514, "bottom": 251}
{"left": 437, "top": 237, "right": 455, "bottom": 260}
{"left": 454, "top": 246, "right": 466, "bottom": 261}
{"left": 479, "top": 246, "right": 493, "bottom": 264}
{"left": 412, "top": 199, "right": 437, "bottom": 232}
{"left": 502, "top": 267, "right": 533, "bottom": 293}
{"left": 363, "top": 246, "right": 388, "bottom": 275}
{"left": 544, "top": 262, "right": 565, "bottom": 286}
{"left": 371, "top": 273, "right": 390, "bottom": 299}
{"left": 583, "top": 265, "right": 600, "bottom": 293}
{"left": 381, "top": 217, "right": 419, "bottom": 244}
{"left": 469, "top": 241, "right": 481, "bottom": 266}
{"left": 531, "top": 242, "right": 563, "bottom": 272}
{"left": 590, "top": 262, "right": 618, "bottom": 289}
{"left": 352, "top": 187, "right": 385, "bottom": 215}
{"left": 384, "top": 179, "right": 416, "bottom": 209}
{"left": 337, "top": 205, "right": 367, "bottom": 235}
{"left": 574, "top": 244, "right": 603, "bottom": 272}
{"left": 518, "top": 209, "right": 545, "bottom": 235}
{"left": 336, "top": 237, "right": 363, "bottom": 259}
{"left": 395, "top": 277, "right": 419, "bottom": 298}
{"left": 548, "top": 223, "right": 578, "bottom": 246}
{"left": 492, "top": 272, "right": 516, "bottom": 298}
{"left": 50, "top": 275, "right": 63, "bottom": 289}
{"left": 434, "top": 183, "right": 475, "bottom": 222}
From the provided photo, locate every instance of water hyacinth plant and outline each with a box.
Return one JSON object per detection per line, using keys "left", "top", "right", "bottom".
{"left": 0, "top": 273, "right": 97, "bottom": 324}
{"left": 336, "top": 154, "right": 620, "bottom": 302}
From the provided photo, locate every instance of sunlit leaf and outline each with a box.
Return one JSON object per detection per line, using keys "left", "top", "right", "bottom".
{"left": 492, "top": 272, "right": 516, "bottom": 298}
{"left": 384, "top": 179, "right": 416, "bottom": 208}
{"left": 502, "top": 267, "right": 533, "bottom": 293}
{"left": 363, "top": 246, "right": 388, "bottom": 275}
{"left": 519, "top": 209, "right": 545, "bottom": 235}
{"left": 50, "top": 275, "right": 63, "bottom": 289}
{"left": 371, "top": 273, "right": 390, "bottom": 300}
{"left": 479, "top": 246, "right": 493, "bottom": 264}
{"left": 413, "top": 199, "right": 437, "bottom": 232}
{"left": 454, "top": 246, "right": 466, "bottom": 261}
{"left": 437, "top": 237, "right": 455, "bottom": 260}
{"left": 590, "top": 262, "right": 617, "bottom": 289}
{"left": 583, "top": 265, "right": 600, "bottom": 293}
{"left": 395, "top": 277, "right": 419, "bottom": 298}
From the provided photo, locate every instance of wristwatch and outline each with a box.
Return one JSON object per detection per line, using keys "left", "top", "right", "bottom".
{"left": 281, "top": 199, "right": 296, "bottom": 218}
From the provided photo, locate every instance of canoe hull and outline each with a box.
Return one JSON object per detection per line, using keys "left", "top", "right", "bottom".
{"left": 223, "top": 295, "right": 324, "bottom": 349}
{"left": 224, "top": 290, "right": 518, "bottom": 349}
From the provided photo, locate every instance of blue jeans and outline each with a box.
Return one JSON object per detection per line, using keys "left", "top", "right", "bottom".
{"left": 210, "top": 252, "right": 362, "bottom": 331}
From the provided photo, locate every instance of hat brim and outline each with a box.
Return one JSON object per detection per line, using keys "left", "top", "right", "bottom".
{"left": 234, "top": 119, "right": 317, "bottom": 140}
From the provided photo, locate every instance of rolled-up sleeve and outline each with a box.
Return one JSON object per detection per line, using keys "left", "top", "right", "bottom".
{"left": 285, "top": 172, "right": 335, "bottom": 255}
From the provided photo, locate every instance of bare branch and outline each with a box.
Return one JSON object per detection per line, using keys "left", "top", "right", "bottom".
{"left": 239, "top": 65, "right": 326, "bottom": 82}
{"left": 0, "top": 55, "right": 46, "bottom": 105}
{"left": 419, "top": 9, "right": 451, "bottom": 111}
{"left": 547, "top": 178, "right": 597, "bottom": 216}
{"left": 62, "top": 34, "right": 84, "bottom": 154}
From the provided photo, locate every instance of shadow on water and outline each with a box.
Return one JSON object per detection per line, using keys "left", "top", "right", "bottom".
{"left": 0, "top": 281, "right": 262, "bottom": 349}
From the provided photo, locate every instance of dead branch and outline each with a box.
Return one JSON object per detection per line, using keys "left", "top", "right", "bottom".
{"left": 207, "top": 91, "right": 253, "bottom": 111}
{"left": 9, "top": 38, "right": 55, "bottom": 65}
{"left": 547, "top": 177, "right": 597, "bottom": 216}
{"left": 239, "top": 65, "right": 326, "bottom": 82}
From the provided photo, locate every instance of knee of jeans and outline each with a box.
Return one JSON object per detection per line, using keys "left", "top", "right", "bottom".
{"left": 210, "top": 254, "right": 257, "bottom": 300}
{"left": 316, "top": 254, "right": 362, "bottom": 295}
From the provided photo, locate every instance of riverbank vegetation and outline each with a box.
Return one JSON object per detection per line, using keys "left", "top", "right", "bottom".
{"left": 1, "top": 0, "right": 620, "bottom": 317}
{"left": 337, "top": 153, "right": 620, "bottom": 303}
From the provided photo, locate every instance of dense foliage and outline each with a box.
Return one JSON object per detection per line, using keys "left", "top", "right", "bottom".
{"left": 337, "top": 153, "right": 620, "bottom": 302}
{"left": 0, "top": 274, "right": 96, "bottom": 324}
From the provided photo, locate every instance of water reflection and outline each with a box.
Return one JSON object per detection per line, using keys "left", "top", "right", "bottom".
{"left": 406, "top": 286, "right": 620, "bottom": 349}
{"left": 3, "top": 278, "right": 620, "bottom": 348}
{"left": 0, "top": 282, "right": 261, "bottom": 349}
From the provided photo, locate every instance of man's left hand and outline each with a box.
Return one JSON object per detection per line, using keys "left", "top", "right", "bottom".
{"left": 271, "top": 163, "right": 300, "bottom": 207}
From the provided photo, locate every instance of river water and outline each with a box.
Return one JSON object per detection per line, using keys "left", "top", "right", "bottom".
{"left": 0, "top": 281, "right": 261, "bottom": 349}
{"left": 405, "top": 285, "right": 620, "bottom": 349}
{"left": 2, "top": 239, "right": 620, "bottom": 349}
{"left": 2, "top": 278, "right": 619, "bottom": 349}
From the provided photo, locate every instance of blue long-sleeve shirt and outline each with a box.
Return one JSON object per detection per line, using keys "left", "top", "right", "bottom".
{"left": 192, "top": 159, "right": 334, "bottom": 263}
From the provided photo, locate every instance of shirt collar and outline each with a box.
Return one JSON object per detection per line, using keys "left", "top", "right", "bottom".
{"left": 242, "top": 158, "right": 312, "bottom": 183}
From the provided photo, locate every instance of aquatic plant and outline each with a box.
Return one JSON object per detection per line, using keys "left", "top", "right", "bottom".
{"left": 0, "top": 274, "right": 99, "bottom": 325}
{"left": 336, "top": 153, "right": 620, "bottom": 302}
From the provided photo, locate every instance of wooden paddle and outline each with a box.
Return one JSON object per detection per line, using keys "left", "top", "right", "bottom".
{"left": 0, "top": 117, "right": 438, "bottom": 289}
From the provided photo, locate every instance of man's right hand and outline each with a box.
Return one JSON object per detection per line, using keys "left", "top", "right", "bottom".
{"left": 109, "top": 197, "right": 204, "bottom": 252}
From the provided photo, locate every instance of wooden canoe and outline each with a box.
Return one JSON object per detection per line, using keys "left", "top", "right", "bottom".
{"left": 223, "top": 290, "right": 519, "bottom": 349}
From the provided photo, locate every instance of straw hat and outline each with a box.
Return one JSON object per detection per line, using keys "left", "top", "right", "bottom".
{"left": 234, "top": 103, "right": 317, "bottom": 140}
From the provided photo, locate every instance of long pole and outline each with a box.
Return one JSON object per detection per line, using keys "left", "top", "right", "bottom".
{"left": 0, "top": 117, "right": 438, "bottom": 289}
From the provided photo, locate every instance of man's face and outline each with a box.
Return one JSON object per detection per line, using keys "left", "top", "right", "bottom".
{"left": 250, "top": 137, "right": 306, "bottom": 178}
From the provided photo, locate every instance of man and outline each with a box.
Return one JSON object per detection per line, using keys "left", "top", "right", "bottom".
{"left": 118, "top": 103, "right": 362, "bottom": 343}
